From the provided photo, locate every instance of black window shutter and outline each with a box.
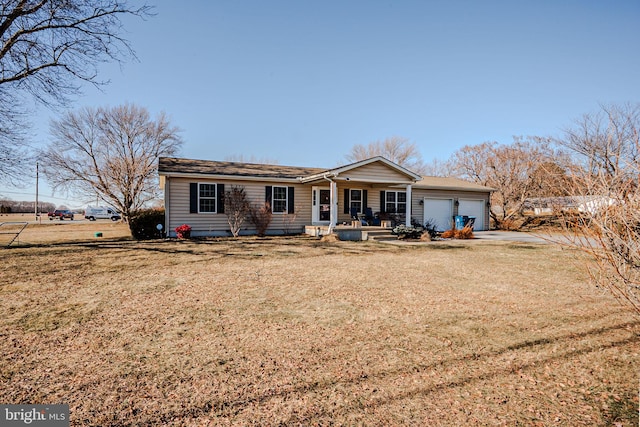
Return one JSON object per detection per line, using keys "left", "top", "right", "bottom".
{"left": 363, "top": 190, "right": 368, "bottom": 213}
{"left": 217, "top": 183, "right": 225, "bottom": 213}
{"left": 190, "top": 183, "right": 198, "bottom": 213}
{"left": 380, "top": 191, "right": 386, "bottom": 213}
{"left": 343, "top": 189, "right": 349, "bottom": 214}
{"left": 287, "top": 187, "right": 295, "bottom": 214}
{"left": 265, "top": 186, "right": 272, "bottom": 208}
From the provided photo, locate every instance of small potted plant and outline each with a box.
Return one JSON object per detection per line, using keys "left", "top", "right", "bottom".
{"left": 175, "top": 224, "right": 192, "bottom": 239}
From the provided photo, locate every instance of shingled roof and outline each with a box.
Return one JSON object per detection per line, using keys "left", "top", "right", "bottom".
{"left": 158, "top": 157, "right": 326, "bottom": 179}
{"left": 414, "top": 176, "right": 494, "bottom": 192}
{"left": 158, "top": 157, "right": 493, "bottom": 192}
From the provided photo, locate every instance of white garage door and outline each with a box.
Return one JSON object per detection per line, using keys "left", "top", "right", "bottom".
{"left": 423, "top": 198, "right": 453, "bottom": 232}
{"left": 458, "top": 199, "right": 485, "bottom": 230}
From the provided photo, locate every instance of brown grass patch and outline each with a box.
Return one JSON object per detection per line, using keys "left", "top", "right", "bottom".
{"left": 440, "top": 226, "right": 474, "bottom": 240}
{"left": 0, "top": 213, "right": 131, "bottom": 246}
{"left": 454, "top": 226, "right": 474, "bottom": 239}
{"left": 0, "top": 235, "right": 638, "bottom": 425}
{"left": 320, "top": 233, "right": 340, "bottom": 242}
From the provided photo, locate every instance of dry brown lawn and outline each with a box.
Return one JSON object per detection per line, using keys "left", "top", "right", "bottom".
{"left": 0, "top": 222, "right": 638, "bottom": 426}
{"left": 0, "top": 213, "right": 131, "bottom": 246}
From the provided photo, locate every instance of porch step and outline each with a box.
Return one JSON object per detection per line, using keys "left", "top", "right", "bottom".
{"left": 366, "top": 230, "right": 397, "bottom": 242}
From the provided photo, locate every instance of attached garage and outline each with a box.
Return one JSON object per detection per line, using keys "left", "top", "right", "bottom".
{"left": 423, "top": 198, "right": 453, "bottom": 232}
{"left": 412, "top": 176, "right": 493, "bottom": 232}
{"left": 458, "top": 199, "right": 486, "bottom": 231}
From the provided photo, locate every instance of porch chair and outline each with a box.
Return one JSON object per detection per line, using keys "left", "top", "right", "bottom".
{"left": 350, "top": 207, "right": 368, "bottom": 226}
{"left": 364, "top": 207, "right": 380, "bottom": 226}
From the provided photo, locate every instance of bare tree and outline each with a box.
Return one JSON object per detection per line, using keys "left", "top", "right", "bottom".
{"left": 422, "top": 158, "right": 451, "bottom": 177}
{"left": 0, "top": 0, "right": 152, "bottom": 182}
{"left": 556, "top": 103, "right": 640, "bottom": 315}
{"left": 560, "top": 103, "right": 640, "bottom": 181}
{"left": 0, "top": 197, "right": 54, "bottom": 213}
{"left": 528, "top": 160, "right": 574, "bottom": 198}
{"left": 450, "top": 137, "right": 556, "bottom": 228}
{"left": 0, "top": 101, "right": 30, "bottom": 184}
{"left": 280, "top": 206, "right": 298, "bottom": 234}
{"left": 224, "top": 185, "right": 250, "bottom": 237}
{"left": 40, "top": 104, "right": 182, "bottom": 223}
{"left": 345, "top": 136, "right": 426, "bottom": 174}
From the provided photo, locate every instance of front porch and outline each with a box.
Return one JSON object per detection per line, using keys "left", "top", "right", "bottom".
{"left": 304, "top": 223, "right": 396, "bottom": 241}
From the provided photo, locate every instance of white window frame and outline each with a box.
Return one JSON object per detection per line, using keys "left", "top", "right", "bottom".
{"left": 198, "top": 182, "right": 217, "bottom": 213}
{"left": 349, "top": 189, "right": 364, "bottom": 214}
{"left": 386, "top": 191, "right": 407, "bottom": 214}
{"left": 272, "top": 185, "right": 288, "bottom": 214}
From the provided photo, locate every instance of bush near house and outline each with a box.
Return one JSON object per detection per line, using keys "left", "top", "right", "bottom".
{"left": 392, "top": 224, "right": 424, "bottom": 239}
{"left": 249, "top": 202, "right": 272, "bottom": 237}
{"left": 224, "top": 186, "right": 251, "bottom": 237}
{"left": 441, "top": 225, "right": 474, "bottom": 239}
{"left": 129, "top": 208, "right": 165, "bottom": 240}
{"left": 422, "top": 219, "right": 439, "bottom": 239}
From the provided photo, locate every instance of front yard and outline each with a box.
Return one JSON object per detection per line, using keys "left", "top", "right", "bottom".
{"left": 0, "top": 237, "right": 638, "bottom": 425}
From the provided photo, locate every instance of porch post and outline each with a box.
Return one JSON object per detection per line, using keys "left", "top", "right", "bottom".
{"left": 329, "top": 180, "right": 338, "bottom": 232}
{"left": 405, "top": 184, "right": 412, "bottom": 227}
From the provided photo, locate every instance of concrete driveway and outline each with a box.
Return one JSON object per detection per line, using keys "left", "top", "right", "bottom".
{"left": 380, "top": 230, "right": 563, "bottom": 246}
{"left": 382, "top": 230, "right": 588, "bottom": 246}
{"left": 472, "top": 230, "right": 554, "bottom": 244}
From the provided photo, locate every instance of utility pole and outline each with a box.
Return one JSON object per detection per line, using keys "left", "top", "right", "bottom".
{"left": 35, "top": 161, "right": 39, "bottom": 222}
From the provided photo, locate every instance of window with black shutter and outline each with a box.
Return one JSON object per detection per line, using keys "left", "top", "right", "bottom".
{"left": 267, "top": 185, "right": 295, "bottom": 213}
{"left": 189, "top": 182, "right": 222, "bottom": 213}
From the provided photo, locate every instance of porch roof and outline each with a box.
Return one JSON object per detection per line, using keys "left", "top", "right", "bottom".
{"left": 298, "top": 156, "right": 422, "bottom": 183}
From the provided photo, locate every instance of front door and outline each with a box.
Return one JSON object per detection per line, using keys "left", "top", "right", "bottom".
{"left": 312, "top": 187, "right": 331, "bottom": 224}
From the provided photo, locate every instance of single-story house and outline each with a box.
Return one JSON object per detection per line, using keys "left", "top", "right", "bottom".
{"left": 158, "top": 156, "right": 493, "bottom": 238}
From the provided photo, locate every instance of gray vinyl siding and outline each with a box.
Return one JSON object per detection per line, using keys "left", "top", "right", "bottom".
{"left": 344, "top": 162, "right": 414, "bottom": 183}
{"left": 166, "top": 177, "right": 312, "bottom": 236}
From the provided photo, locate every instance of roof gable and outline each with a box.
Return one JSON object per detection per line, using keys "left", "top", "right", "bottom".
{"left": 300, "top": 156, "right": 422, "bottom": 183}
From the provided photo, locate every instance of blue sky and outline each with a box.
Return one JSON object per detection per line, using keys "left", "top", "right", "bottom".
{"left": 4, "top": 0, "right": 640, "bottom": 208}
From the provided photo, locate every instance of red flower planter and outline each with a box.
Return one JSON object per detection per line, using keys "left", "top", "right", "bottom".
{"left": 175, "top": 224, "right": 192, "bottom": 239}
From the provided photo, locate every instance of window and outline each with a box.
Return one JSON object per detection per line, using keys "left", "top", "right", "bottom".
{"left": 350, "top": 189, "right": 363, "bottom": 214}
{"left": 386, "top": 191, "right": 406, "bottom": 213}
{"left": 266, "top": 186, "right": 294, "bottom": 214}
{"left": 190, "top": 183, "right": 224, "bottom": 214}
{"left": 199, "top": 183, "right": 217, "bottom": 213}
{"left": 344, "top": 189, "right": 368, "bottom": 215}
{"left": 272, "top": 186, "right": 288, "bottom": 213}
